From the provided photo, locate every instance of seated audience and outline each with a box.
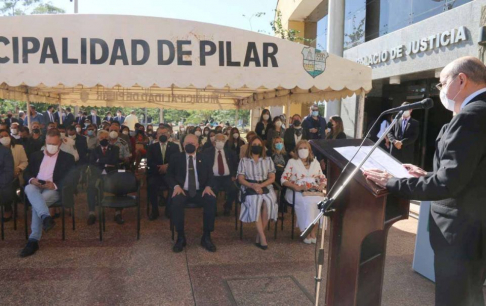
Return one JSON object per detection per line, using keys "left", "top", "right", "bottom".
{"left": 10, "top": 122, "right": 21, "bottom": 144}
{"left": 24, "top": 122, "right": 44, "bottom": 159}
{"left": 86, "top": 125, "right": 98, "bottom": 150}
{"left": 21, "top": 128, "right": 75, "bottom": 257}
{"left": 228, "top": 127, "right": 245, "bottom": 161}
{"left": 255, "top": 109, "right": 273, "bottom": 142}
{"left": 57, "top": 125, "right": 79, "bottom": 162}
{"left": 239, "top": 131, "right": 257, "bottom": 160}
{"left": 326, "top": 115, "right": 347, "bottom": 140}
{"left": 202, "top": 130, "right": 216, "bottom": 151}
{"left": 270, "top": 136, "right": 288, "bottom": 184}
{"left": 166, "top": 134, "right": 218, "bottom": 253}
{"left": 204, "top": 133, "right": 238, "bottom": 216}
{"left": 267, "top": 116, "right": 285, "bottom": 150}
{"left": 237, "top": 136, "right": 278, "bottom": 250}
{"left": 67, "top": 126, "right": 88, "bottom": 165}
{"left": 134, "top": 125, "right": 149, "bottom": 170}
{"left": 146, "top": 127, "right": 180, "bottom": 220}
{"left": 281, "top": 140, "right": 327, "bottom": 244}
{"left": 284, "top": 114, "right": 308, "bottom": 157}
{"left": 108, "top": 124, "right": 130, "bottom": 167}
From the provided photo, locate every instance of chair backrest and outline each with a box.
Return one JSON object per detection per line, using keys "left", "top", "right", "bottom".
{"left": 103, "top": 172, "right": 138, "bottom": 195}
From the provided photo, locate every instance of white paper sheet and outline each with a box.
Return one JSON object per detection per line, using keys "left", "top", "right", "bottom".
{"left": 334, "top": 146, "right": 413, "bottom": 179}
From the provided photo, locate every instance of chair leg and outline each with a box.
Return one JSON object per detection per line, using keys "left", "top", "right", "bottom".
{"left": 235, "top": 203, "right": 238, "bottom": 231}
{"left": 62, "top": 207, "right": 66, "bottom": 241}
{"left": 239, "top": 221, "right": 243, "bottom": 240}
{"left": 72, "top": 207, "right": 75, "bottom": 231}
{"left": 137, "top": 202, "right": 141, "bottom": 240}
{"left": 170, "top": 218, "right": 174, "bottom": 241}
{"left": 24, "top": 203, "right": 28, "bottom": 240}
{"left": 13, "top": 200, "right": 17, "bottom": 231}
{"left": 291, "top": 207, "right": 295, "bottom": 240}
{"left": 280, "top": 209, "right": 284, "bottom": 231}
{"left": 274, "top": 219, "right": 277, "bottom": 240}
{"left": 102, "top": 207, "right": 106, "bottom": 232}
{"left": 99, "top": 206, "right": 102, "bottom": 242}
{"left": 1, "top": 205, "right": 4, "bottom": 241}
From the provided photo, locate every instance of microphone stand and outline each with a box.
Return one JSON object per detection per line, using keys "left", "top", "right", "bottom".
{"left": 302, "top": 110, "right": 404, "bottom": 306}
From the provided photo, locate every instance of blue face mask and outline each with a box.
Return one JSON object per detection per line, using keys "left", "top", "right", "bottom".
{"left": 275, "top": 143, "right": 284, "bottom": 151}
{"left": 87, "top": 130, "right": 94, "bottom": 136}
{"left": 312, "top": 111, "right": 319, "bottom": 117}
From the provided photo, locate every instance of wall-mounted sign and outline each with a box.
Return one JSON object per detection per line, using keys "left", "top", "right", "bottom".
{"left": 356, "top": 26, "right": 468, "bottom": 67}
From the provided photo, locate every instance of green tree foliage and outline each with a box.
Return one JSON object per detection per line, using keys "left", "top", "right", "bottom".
{"left": 0, "top": 0, "right": 65, "bottom": 16}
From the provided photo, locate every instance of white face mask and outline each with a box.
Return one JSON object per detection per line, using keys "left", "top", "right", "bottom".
{"left": 262, "top": 114, "right": 269, "bottom": 121}
{"left": 298, "top": 148, "right": 309, "bottom": 159}
{"left": 46, "top": 144, "right": 59, "bottom": 155}
{"left": 440, "top": 76, "right": 461, "bottom": 112}
{"left": 204, "top": 130, "right": 209, "bottom": 135}
{"left": 210, "top": 136, "right": 216, "bottom": 142}
{"left": 215, "top": 141, "right": 225, "bottom": 150}
{"left": 76, "top": 127, "right": 81, "bottom": 133}
{"left": 68, "top": 134, "right": 76, "bottom": 139}
{"left": 109, "top": 131, "right": 119, "bottom": 139}
{"left": 275, "top": 121, "right": 282, "bottom": 128}
{"left": 195, "top": 131, "right": 202, "bottom": 137}
{"left": 122, "top": 131, "right": 129, "bottom": 135}
{"left": 0, "top": 137, "right": 11, "bottom": 146}
{"left": 60, "top": 132, "right": 66, "bottom": 138}
{"left": 402, "top": 111, "right": 410, "bottom": 118}
{"left": 10, "top": 129, "right": 18, "bottom": 135}
{"left": 233, "top": 133, "right": 239, "bottom": 139}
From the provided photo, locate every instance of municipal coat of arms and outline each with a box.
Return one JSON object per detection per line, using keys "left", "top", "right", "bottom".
{"left": 302, "top": 47, "right": 329, "bottom": 78}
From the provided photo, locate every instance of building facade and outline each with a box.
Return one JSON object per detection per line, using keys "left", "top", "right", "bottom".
{"left": 277, "top": 0, "right": 486, "bottom": 170}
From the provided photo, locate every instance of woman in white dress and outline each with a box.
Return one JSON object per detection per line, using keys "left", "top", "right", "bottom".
{"left": 281, "top": 140, "right": 327, "bottom": 244}
{"left": 237, "top": 136, "right": 278, "bottom": 250}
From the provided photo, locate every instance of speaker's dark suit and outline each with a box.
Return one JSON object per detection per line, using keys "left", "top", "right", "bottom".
{"left": 146, "top": 141, "right": 180, "bottom": 213}
{"left": 23, "top": 150, "right": 76, "bottom": 194}
{"left": 387, "top": 117, "right": 419, "bottom": 164}
{"left": 87, "top": 145, "right": 120, "bottom": 211}
{"left": 386, "top": 92, "right": 486, "bottom": 306}
{"left": 203, "top": 146, "right": 238, "bottom": 212}
{"left": 283, "top": 126, "right": 308, "bottom": 155}
{"left": 166, "top": 152, "right": 217, "bottom": 234}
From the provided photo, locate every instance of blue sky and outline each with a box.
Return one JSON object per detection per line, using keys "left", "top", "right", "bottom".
{"left": 48, "top": 0, "right": 276, "bottom": 33}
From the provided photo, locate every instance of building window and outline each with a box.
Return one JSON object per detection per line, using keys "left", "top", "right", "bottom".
{"left": 316, "top": 15, "right": 328, "bottom": 51}
{"left": 344, "top": 0, "right": 366, "bottom": 50}
{"left": 378, "top": 0, "right": 472, "bottom": 37}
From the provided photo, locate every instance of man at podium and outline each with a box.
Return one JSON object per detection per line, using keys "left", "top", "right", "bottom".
{"left": 364, "top": 56, "right": 486, "bottom": 306}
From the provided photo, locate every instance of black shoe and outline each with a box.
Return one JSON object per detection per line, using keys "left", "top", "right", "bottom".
{"left": 223, "top": 209, "right": 231, "bottom": 217}
{"left": 87, "top": 214, "right": 96, "bottom": 226}
{"left": 114, "top": 214, "right": 125, "bottom": 225}
{"left": 258, "top": 244, "right": 268, "bottom": 251}
{"left": 201, "top": 235, "right": 217, "bottom": 252}
{"left": 149, "top": 210, "right": 159, "bottom": 221}
{"left": 20, "top": 240, "right": 39, "bottom": 258}
{"left": 172, "top": 236, "right": 187, "bottom": 253}
{"left": 42, "top": 216, "right": 55, "bottom": 232}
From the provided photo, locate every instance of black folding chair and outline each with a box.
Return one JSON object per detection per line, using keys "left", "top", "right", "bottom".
{"left": 23, "top": 184, "right": 76, "bottom": 241}
{"left": 96, "top": 172, "right": 141, "bottom": 241}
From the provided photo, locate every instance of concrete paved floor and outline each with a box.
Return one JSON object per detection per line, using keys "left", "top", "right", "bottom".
{"left": 0, "top": 188, "right": 446, "bottom": 306}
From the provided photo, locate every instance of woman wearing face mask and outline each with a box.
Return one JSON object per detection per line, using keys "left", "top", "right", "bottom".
{"left": 228, "top": 127, "right": 245, "bottom": 161}
{"left": 267, "top": 116, "right": 286, "bottom": 150}
{"left": 325, "top": 115, "right": 346, "bottom": 140}
{"left": 120, "top": 125, "right": 135, "bottom": 156}
{"left": 146, "top": 124, "right": 154, "bottom": 142}
{"left": 284, "top": 114, "right": 308, "bottom": 157}
{"left": 281, "top": 140, "right": 327, "bottom": 244}
{"left": 255, "top": 109, "right": 273, "bottom": 142}
{"left": 0, "top": 129, "right": 28, "bottom": 222}
{"left": 202, "top": 130, "right": 217, "bottom": 151}
{"left": 202, "top": 126, "right": 211, "bottom": 143}
{"left": 237, "top": 136, "right": 278, "bottom": 250}
{"left": 134, "top": 126, "right": 149, "bottom": 171}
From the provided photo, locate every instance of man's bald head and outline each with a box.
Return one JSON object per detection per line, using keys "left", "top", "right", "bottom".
{"left": 184, "top": 134, "right": 199, "bottom": 146}
{"left": 441, "top": 56, "right": 486, "bottom": 85}
{"left": 215, "top": 133, "right": 227, "bottom": 142}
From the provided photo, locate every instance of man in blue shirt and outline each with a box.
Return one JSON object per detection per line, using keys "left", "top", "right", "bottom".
{"left": 29, "top": 106, "right": 44, "bottom": 125}
{"left": 302, "top": 104, "right": 327, "bottom": 140}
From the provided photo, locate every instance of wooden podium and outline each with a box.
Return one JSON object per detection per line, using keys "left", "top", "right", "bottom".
{"left": 310, "top": 139, "right": 409, "bottom": 306}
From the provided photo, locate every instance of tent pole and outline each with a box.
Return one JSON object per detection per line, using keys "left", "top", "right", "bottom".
{"left": 58, "top": 97, "right": 63, "bottom": 124}
{"left": 26, "top": 93, "right": 32, "bottom": 131}
{"left": 356, "top": 89, "right": 365, "bottom": 139}
{"left": 144, "top": 107, "right": 148, "bottom": 127}
{"left": 286, "top": 95, "right": 291, "bottom": 126}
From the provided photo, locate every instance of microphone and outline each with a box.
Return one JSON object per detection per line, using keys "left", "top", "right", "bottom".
{"left": 382, "top": 98, "right": 434, "bottom": 115}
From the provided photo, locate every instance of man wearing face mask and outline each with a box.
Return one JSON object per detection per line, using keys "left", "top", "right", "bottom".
{"left": 86, "top": 130, "right": 121, "bottom": 225}
{"left": 5, "top": 110, "right": 18, "bottom": 129}
{"left": 114, "top": 110, "right": 125, "bottom": 124}
{"left": 88, "top": 109, "right": 101, "bottom": 128}
{"left": 10, "top": 122, "right": 21, "bottom": 144}
{"left": 203, "top": 134, "right": 238, "bottom": 216}
{"left": 302, "top": 104, "right": 327, "bottom": 140}
{"left": 67, "top": 126, "right": 88, "bottom": 165}
{"left": 284, "top": 114, "right": 308, "bottom": 157}
{"left": 108, "top": 125, "right": 130, "bottom": 168}
{"left": 387, "top": 102, "right": 419, "bottom": 164}
{"left": 85, "top": 125, "right": 98, "bottom": 150}
{"left": 364, "top": 57, "right": 486, "bottom": 306}
{"left": 57, "top": 125, "right": 79, "bottom": 162}
{"left": 146, "top": 127, "right": 181, "bottom": 220}
{"left": 167, "top": 134, "right": 217, "bottom": 253}
{"left": 20, "top": 128, "right": 75, "bottom": 257}
{"left": 24, "top": 123, "right": 44, "bottom": 159}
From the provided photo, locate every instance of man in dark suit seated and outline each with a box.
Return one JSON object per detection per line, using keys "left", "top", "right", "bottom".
{"left": 284, "top": 114, "right": 308, "bottom": 158}
{"left": 146, "top": 126, "right": 180, "bottom": 220}
{"left": 86, "top": 130, "right": 120, "bottom": 225}
{"left": 0, "top": 143, "right": 14, "bottom": 202}
{"left": 67, "top": 126, "right": 88, "bottom": 165}
{"left": 203, "top": 133, "right": 238, "bottom": 216}
{"left": 365, "top": 56, "right": 486, "bottom": 306}
{"left": 166, "top": 134, "right": 218, "bottom": 253}
{"left": 113, "top": 110, "right": 125, "bottom": 124}
{"left": 387, "top": 102, "right": 420, "bottom": 164}
{"left": 20, "top": 128, "right": 75, "bottom": 257}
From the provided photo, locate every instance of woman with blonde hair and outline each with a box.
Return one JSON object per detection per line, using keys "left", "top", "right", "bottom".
{"left": 281, "top": 140, "right": 327, "bottom": 243}
{"left": 237, "top": 136, "right": 278, "bottom": 250}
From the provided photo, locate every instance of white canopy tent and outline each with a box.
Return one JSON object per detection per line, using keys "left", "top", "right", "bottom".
{"left": 0, "top": 14, "right": 371, "bottom": 125}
